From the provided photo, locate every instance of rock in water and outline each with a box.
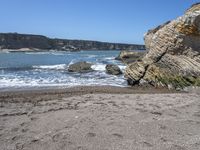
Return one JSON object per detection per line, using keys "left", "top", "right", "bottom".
{"left": 106, "top": 64, "right": 122, "bottom": 75}
{"left": 125, "top": 3, "right": 200, "bottom": 89}
{"left": 68, "top": 62, "right": 93, "bottom": 73}
{"left": 115, "top": 50, "right": 145, "bottom": 64}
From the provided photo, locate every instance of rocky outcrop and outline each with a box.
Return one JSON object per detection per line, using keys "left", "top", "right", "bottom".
{"left": 106, "top": 64, "right": 122, "bottom": 75}
{"left": 68, "top": 62, "right": 93, "bottom": 73}
{"left": 0, "top": 33, "right": 145, "bottom": 51}
{"left": 125, "top": 3, "right": 200, "bottom": 89}
{"left": 115, "top": 50, "right": 145, "bottom": 64}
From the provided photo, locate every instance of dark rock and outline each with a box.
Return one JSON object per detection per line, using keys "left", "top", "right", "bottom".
{"left": 106, "top": 64, "right": 122, "bottom": 75}
{"left": 68, "top": 62, "right": 93, "bottom": 73}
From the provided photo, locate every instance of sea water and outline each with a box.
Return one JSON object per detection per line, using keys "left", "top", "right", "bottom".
{"left": 0, "top": 50, "right": 128, "bottom": 90}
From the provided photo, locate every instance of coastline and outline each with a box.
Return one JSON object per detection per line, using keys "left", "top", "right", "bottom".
{"left": 0, "top": 48, "right": 146, "bottom": 53}
{"left": 1, "top": 2, "right": 200, "bottom": 150}
{"left": 0, "top": 85, "right": 178, "bottom": 103}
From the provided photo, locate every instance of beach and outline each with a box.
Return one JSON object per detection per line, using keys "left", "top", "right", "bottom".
{"left": 1, "top": 86, "right": 200, "bottom": 150}
{"left": 1, "top": 1, "right": 200, "bottom": 150}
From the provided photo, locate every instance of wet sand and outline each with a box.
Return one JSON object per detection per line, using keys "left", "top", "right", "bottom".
{"left": 0, "top": 86, "right": 200, "bottom": 150}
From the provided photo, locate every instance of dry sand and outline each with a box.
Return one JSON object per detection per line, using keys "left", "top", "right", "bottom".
{"left": 0, "top": 86, "right": 200, "bottom": 150}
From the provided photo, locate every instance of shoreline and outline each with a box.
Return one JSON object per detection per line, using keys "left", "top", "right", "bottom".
{"left": 0, "top": 48, "right": 146, "bottom": 53}
{"left": 0, "top": 85, "right": 178, "bottom": 103}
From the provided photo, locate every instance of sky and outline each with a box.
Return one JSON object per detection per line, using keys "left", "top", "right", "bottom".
{"left": 0, "top": 0, "right": 199, "bottom": 44}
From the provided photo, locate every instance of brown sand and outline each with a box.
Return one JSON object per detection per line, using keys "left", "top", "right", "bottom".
{"left": 0, "top": 86, "right": 200, "bottom": 150}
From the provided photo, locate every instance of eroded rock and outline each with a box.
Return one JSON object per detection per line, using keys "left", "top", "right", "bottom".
{"left": 125, "top": 3, "right": 200, "bottom": 89}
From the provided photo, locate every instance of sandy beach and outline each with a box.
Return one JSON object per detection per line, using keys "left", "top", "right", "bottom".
{"left": 0, "top": 86, "right": 200, "bottom": 150}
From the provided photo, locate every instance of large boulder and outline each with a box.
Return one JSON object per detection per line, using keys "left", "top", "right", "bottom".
{"left": 125, "top": 3, "right": 200, "bottom": 89}
{"left": 68, "top": 62, "right": 93, "bottom": 73}
{"left": 115, "top": 50, "right": 145, "bottom": 64}
{"left": 106, "top": 64, "right": 122, "bottom": 75}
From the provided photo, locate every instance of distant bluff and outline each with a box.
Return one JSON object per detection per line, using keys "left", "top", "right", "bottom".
{"left": 0, "top": 33, "right": 145, "bottom": 51}
{"left": 125, "top": 3, "right": 200, "bottom": 89}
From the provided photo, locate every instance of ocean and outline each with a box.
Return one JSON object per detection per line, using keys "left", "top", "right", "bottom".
{"left": 0, "top": 50, "right": 127, "bottom": 90}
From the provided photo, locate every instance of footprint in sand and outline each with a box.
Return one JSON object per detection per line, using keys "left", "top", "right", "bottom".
{"left": 159, "top": 124, "right": 167, "bottom": 130}
{"left": 150, "top": 111, "right": 162, "bottom": 116}
{"left": 160, "top": 137, "right": 168, "bottom": 142}
{"left": 142, "top": 141, "right": 153, "bottom": 147}
{"left": 86, "top": 132, "right": 96, "bottom": 138}
{"left": 108, "top": 101, "right": 119, "bottom": 107}
{"left": 52, "top": 133, "right": 68, "bottom": 142}
{"left": 112, "top": 133, "right": 123, "bottom": 139}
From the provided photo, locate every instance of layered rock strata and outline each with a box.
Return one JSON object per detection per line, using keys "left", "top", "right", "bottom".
{"left": 125, "top": 3, "right": 200, "bottom": 89}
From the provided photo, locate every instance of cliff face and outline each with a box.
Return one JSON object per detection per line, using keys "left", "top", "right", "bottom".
{"left": 125, "top": 3, "right": 200, "bottom": 89}
{"left": 0, "top": 33, "right": 145, "bottom": 51}
{"left": 0, "top": 34, "right": 51, "bottom": 50}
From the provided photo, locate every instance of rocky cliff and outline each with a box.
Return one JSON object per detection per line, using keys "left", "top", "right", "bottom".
{"left": 125, "top": 3, "right": 200, "bottom": 89}
{"left": 0, "top": 33, "right": 145, "bottom": 51}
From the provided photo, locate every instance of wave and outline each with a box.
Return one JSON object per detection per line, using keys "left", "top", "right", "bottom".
{"left": 0, "top": 73, "right": 127, "bottom": 89}
{"left": 118, "top": 65, "right": 126, "bottom": 71}
{"left": 104, "top": 57, "right": 115, "bottom": 60}
{"left": 25, "top": 52, "right": 49, "bottom": 55}
{"left": 25, "top": 51, "right": 67, "bottom": 55}
{"left": 91, "top": 64, "right": 106, "bottom": 71}
{"left": 91, "top": 63, "right": 126, "bottom": 72}
{"left": 68, "top": 59, "right": 77, "bottom": 66}
{"left": 0, "top": 51, "right": 10, "bottom": 54}
{"left": 32, "top": 64, "right": 67, "bottom": 70}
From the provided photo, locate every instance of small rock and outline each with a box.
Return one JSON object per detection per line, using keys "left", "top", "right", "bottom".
{"left": 68, "top": 61, "right": 93, "bottom": 73}
{"left": 106, "top": 64, "right": 122, "bottom": 75}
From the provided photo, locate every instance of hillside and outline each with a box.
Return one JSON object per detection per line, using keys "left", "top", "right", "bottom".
{"left": 0, "top": 33, "right": 145, "bottom": 51}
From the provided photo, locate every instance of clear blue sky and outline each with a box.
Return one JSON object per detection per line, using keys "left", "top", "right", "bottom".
{"left": 0, "top": 0, "right": 199, "bottom": 44}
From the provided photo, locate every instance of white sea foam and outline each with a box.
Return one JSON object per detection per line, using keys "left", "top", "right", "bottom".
{"left": 91, "top": 64, "right": 106, "bottom": 71}
{"left": 0, "top": 72, "right": 127, "bottom": 89}
{"left": 105, "top": 57, "right": 115, "bottom": 60}
{"left": 25, "top": 52, "right": 49, "bottom": 55}
{"left": 68, "top": 60, "right": 76, "bottom": 66}
{"left": 87, "top": 55, "right": 96, "bottom": 58}
{"left": 32, "top": 64, "right": 66, "bottom": 70}
{"left": 118, "top": 65, "right": 126, "bottom": 71}
{"left": 91, "top": 63, "right": 126, "bottom": 72}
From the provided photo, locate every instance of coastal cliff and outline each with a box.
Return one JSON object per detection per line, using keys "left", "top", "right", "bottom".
{"left": 125, "top": 3, "right": 200, "bottom": 89}
{"left": 0, "top": 33, "right": 145, "bottom": 51}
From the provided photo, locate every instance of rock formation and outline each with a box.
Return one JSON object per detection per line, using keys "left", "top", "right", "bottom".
{"left": 68, "top": 62, "right": 93, "bottom": 73}
{"left": 125, "top": 3, "right": 200, "bottom": 89}
{"left": 0, "top": 33, "right": 145, "bottom": 51}
{"left": 106, "top": 64, "right": 122, "bottom": 75}
{"left": 115, "top": 50, "right": 145, "bottom": 64}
